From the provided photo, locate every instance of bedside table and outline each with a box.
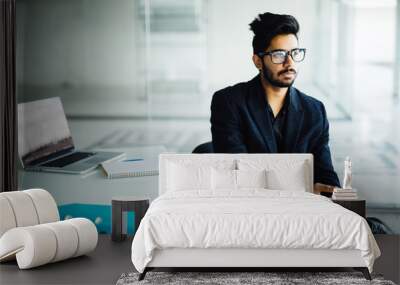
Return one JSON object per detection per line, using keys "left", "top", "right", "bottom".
{"left": 111, "top": 197, "right": 150, "bottom": 242}
{"left": 332, "top": 199, "right": 366, "bottom": 218}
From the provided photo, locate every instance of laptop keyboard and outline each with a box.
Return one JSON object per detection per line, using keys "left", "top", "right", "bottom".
{"left": 41, "top": 152, "right": 94, "bottom": 168}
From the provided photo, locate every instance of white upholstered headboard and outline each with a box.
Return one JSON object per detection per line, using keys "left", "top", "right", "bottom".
{"left": 158, "top": 153, "right": 314, "bottom": 195}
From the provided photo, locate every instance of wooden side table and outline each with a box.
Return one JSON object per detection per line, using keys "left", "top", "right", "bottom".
{"left": 112, "top": 197, "right": 150, "bottom": 242}
{"left": 332, "top": 199, "right": 366, "bottom": 218}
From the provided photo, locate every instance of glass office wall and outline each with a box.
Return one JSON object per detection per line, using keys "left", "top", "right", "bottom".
{"left": 16, "top": 0, "right": 319, "bottom": 118}
{"left": 316, "top": 0, "right": 400, "bottom": 232}
{"left": 16, "top": 0, "right": 147, "bottom": 117}
{"left": 138, "top": 0, "right": 208, "bottom": 118}
{"left": 16, "top": 0, "right": 398, "bottom": 118}
{"left": 315, "top": 0, "right": 397, "bottom": 118}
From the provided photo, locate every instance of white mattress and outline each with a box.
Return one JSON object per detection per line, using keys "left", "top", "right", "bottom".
{"left": 131, "top": 190, "right": 380, "bottom": 273}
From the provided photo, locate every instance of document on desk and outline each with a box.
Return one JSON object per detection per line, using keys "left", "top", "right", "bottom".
{"left": 101, "top": 158, "right": 159, "bottom": 179}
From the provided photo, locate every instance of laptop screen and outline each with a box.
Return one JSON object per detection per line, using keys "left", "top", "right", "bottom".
{"left": 18, "top": 97, "right": 74, "bottom": 167}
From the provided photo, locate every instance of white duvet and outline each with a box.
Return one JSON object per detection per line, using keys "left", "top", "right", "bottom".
{"left": 131, "top": 190, "right": 380, "bottom": 273}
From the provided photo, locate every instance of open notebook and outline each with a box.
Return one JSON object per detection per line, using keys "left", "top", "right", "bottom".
{"left": 101, "top": 158, "right": 159, "bottom": 178}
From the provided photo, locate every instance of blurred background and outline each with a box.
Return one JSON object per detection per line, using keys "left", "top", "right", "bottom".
{"left": 16, "top": 0, "right": 399, "bottom": 231}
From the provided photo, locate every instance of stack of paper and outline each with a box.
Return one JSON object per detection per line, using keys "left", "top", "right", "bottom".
{"left": 101, "top": 158, "right": 158, "bottom": 179}
{"left": 332, "top": 187, "right": 358, "bottom": 200}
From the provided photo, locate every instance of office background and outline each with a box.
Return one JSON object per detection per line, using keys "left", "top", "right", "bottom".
{"left": 16, "top": 0, "right": 399, "bottom": 232}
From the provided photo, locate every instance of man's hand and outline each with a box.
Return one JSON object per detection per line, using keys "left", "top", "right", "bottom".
{"left": 314, "top": 183, "right": 336, "bottom": 196}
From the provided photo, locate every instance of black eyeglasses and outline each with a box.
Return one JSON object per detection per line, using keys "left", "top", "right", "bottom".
{"left": 258, "top": 48, "right": 306, "bottom": 64}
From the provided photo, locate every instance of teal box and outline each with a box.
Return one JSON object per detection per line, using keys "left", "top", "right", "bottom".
{"left": 58, "top": 204, "right": 135, "bottom": 234}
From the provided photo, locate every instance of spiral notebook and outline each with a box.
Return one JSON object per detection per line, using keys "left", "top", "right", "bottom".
{"left": 101, "top": 158, "right": 159, "bottom": 178}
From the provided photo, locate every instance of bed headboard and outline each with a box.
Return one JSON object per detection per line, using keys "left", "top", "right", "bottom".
{"left": 158, "top": 153, "right": 314, "bottom": 195}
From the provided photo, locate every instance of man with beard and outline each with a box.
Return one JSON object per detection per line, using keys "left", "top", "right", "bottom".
{"left": 210, "top": 12, "right": 340, "bottom": 193}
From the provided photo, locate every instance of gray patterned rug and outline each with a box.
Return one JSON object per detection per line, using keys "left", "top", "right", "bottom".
{"left": 116, "top": 271, "right": 396, "bottom": 285}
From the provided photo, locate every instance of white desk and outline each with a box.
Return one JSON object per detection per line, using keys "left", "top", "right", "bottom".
{"left": 19, "top": 146, "right": 166, "bottom": 205}
{"left": 18, "top": 146, "right": 167, "bottom": 233}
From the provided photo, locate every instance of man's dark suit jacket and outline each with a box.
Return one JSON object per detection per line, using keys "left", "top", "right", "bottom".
{"left": 210, "top": 75, "right": 340, "bottom": 187}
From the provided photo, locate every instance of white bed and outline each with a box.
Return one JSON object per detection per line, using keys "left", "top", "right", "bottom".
{"left": 131, "top": 154, "right": 380, "bottom": 281}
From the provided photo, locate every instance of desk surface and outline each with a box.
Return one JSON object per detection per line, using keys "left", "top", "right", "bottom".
{"left": 18, "top": 146, "right": 167, "bottom": 205}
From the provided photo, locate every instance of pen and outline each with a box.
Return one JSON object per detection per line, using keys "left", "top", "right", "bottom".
{"left": 122, "top": 159, "right": 144, "bottom": 162}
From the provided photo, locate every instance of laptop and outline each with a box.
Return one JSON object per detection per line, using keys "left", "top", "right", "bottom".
{"left": 18, "top": 97, "right": 125, "bottom": 174}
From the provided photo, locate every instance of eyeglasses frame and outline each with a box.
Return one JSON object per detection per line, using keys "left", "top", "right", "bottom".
{"left": 257, "top": 48, "right": 307, "bottom": 64}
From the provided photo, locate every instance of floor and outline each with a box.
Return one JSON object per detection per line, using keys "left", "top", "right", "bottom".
{"left": 0, "top": 235, "right": 398, "bottom": 285}
{"left": 0, "top": 235, "right": 134, "bottom": 285}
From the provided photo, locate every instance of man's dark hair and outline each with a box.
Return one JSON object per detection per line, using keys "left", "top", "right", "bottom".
{"left": 249, "top": 12, "right": 299, "bottom": 54}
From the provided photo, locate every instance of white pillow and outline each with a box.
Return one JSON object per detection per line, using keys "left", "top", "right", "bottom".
{"left": 167, "top": 162, "right": 211, "bottom": 191}
{"left": 236, "top": 169, "right": 267, "bottom": 188}
{"left": 211, "top": 168, "right": 236, "bottom": 190}
{"left": 237, "top": 159, "right": 309, "bottom": 192}
{"left": 211, "top": 169, "right": 267, "bottom": 190}
{"left": 265, "top": 162, "right": 307, "bottom": 191}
